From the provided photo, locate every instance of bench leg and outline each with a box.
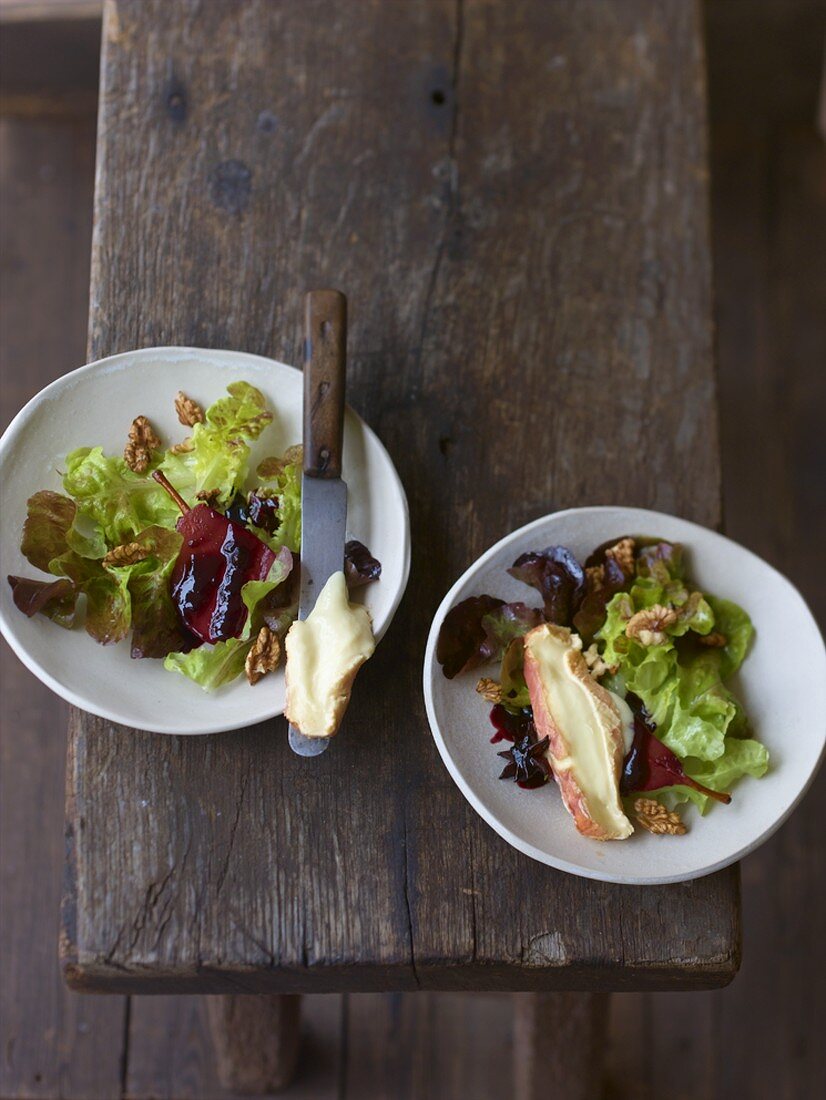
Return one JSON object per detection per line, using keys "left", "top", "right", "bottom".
{"left": 513, "top": 992, "right": 609, "bottom": 1100}
{"left": 206, "top": 994, "right": 301, "bottom": 1094}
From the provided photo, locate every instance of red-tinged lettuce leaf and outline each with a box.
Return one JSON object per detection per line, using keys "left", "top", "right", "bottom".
{"left": 635, "top": 539, "right": 685, "bottom": 583}
{"left": 584, "top": 535, "right": 634, "bottom": 569}
{"left": 436, "top": 595, "right": 505, "bottom": 679}
{"left": 125, "top": 526, "right": 196, "bottom": 659}
{"left": 344, "top": 540, "right": 382, "bottom": 588}
{"left": 573, "top": 536, "right": 634, "bottom": 642}
{"left": 507, "top": 546, "right": 585, "bottom": 625}
{"left": 84, "top": 571, "right": 132, "bottom": 645}
{"left": 7, "top": 574, "right": 77, "bottom": 627}
{"left": 21, "top": 491, "right": 77, "bottom": 572}
{"left": 48, "top": 551, "right": 131, "bottom": 645}
{"left": 481, "top": 602, "right": 543, "bottom": 656}
{"left": 572, "top": 578, "right": 626, "bottom": 643}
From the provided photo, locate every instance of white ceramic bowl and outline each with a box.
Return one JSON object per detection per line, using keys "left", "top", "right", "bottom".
{"left": 0, "top": 347, "right": 410, "bottom": 735}
{"left": 423, "top": 507, "right": 826, "bottom": 885}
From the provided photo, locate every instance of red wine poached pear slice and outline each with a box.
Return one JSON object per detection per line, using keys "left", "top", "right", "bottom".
{"left": 152, "top": 471, "right": 275, "bottom": 644}
{"left": 620, "top": 694, "right": 731, "bottom": 804}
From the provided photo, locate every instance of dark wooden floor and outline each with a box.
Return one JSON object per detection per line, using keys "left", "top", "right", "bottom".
{"left": 1, "top": 2, "right": 824, "bottom": 1097}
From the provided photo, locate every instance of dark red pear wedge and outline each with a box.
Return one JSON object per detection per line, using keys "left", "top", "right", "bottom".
{"left": 152, "top": 471, "right": 275, "bottom": 645}
{"left": 620, "top": 696, "right": 731, "bottom": 805}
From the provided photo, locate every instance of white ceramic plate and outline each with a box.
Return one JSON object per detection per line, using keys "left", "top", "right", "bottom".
{"left": 423, "top": 507, "right": 826, "bottom": 885}
{"left": 0, "top": 347, "right": 410, "bottom": 735}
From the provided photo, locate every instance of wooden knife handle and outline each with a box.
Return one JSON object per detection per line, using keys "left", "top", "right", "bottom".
{"left": 304, "top": 289, "right": 347, "bottom": 479}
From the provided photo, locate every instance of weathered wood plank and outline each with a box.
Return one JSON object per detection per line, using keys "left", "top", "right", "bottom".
{"left": 63, "top": 0, "right": 738, "bottom": 996}
{"left": 0, "top": 115, "right": 126, "bottom": 1100}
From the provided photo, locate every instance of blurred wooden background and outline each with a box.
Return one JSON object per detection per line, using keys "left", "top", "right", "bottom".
{"left": 1, "top": 1, "right": 824, "bottom": 1097}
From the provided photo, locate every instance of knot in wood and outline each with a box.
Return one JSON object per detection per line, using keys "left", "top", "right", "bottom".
{"left": 210, "top": 159, "right": 252, "bottom": 215}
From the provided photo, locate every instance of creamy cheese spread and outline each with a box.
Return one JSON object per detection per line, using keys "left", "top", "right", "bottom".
{"left": 284, "top": 571, "right": 375, "bottom": 738}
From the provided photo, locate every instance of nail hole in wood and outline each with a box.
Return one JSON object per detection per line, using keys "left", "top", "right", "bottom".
{"left": 431, "top": 89, "right": 446, "bottom": 106}
{"left": 257, "top": 110, "right": 277, "bottom": 133}
{"left": 164, "top": 77, "right": 187, "bottom": 123}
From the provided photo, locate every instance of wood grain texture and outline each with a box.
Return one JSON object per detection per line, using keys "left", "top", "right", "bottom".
{"left": 125, "top": 994, "right": 343, "bottom": 1100}
{"left": 0, "top": 116, "right": 127, "bottom": 1100}
{"left": 304, "top": 290, "right": 347, "bottom": 479}
{"left": 205, "top": 995, "right": 300, "bottom": 1093}
{"left": 62, "top": 0, "right": 739, "bottom": 996}
{"left": 513, "top": 993, "right": 608, "bottom": 1100}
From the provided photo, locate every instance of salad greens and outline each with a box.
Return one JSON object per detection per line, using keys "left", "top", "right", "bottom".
{"left": 437, "top": 536, "right": 768, "bottom": 819}
{"left": 10, "top": 381, "right": 383, "bottom": 692}
{"left": 8, "top": 382, "right": 318, "bottom": 691}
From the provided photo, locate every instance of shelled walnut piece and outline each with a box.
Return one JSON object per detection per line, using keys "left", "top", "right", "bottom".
{"left": 102, "top": 542, "right": 149, "bottom": 568}
{"left": 245, "top": 626, "right": 281, "bottom": 685}
{"left": 476, "top": 677, "right": 502, "bottom": 704}
{"left": 633, "top": 797, "right": 687, "bottom": 836}
{"left": 175, "top": 390, "right": 205, "bottom": 427}
{"left": 124, "top": 415, "right": 162, "bottom": 473}
{"left": 625, "top": 603, "right": 678, "bottom": 647}
{"left": 585, "top": 536, "right": 636, "bottom": 593}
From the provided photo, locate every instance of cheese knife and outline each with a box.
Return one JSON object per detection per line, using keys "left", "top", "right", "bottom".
{"left": 287, "top": 289, "right": 348, "bottom": 757}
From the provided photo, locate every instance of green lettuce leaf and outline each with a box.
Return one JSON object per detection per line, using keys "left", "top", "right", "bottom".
{"left": 685, "top": 738, "right": 770, "bottom": 798}
{"left": 648, "top": 739, "right": 770, "bottom": 814}
{"left": 706, "top": 595, "right": 753, "bottom": 678}
{"left": 597, "top": 570, "right": 765, "bottom": 810}
{"left": 163, "top": 637, "right": 252, "bottom": 691}
{"left": 239, "top": 546, "right": 294, "bottom": 638}
{"left": 499, "top": 637, "right": 531, "bottom": 711}
{"left": 255, "top": 451, "right": 302, "bottom": 552}
{"left": 62, "top": 447, "right": 179, "bottom": 544}
{"left": 159, "top": 382, "right": 272, "bottom": 507}
{"left": 65, "top": 515, "right": 109, "bottom": 559}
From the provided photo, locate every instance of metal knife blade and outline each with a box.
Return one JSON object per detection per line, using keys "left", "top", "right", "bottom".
{"left": 287, "top": 289, "right": 348, "bottom": 758}
{"left": 297, "top": 476, "right": 348, "bottom": 620}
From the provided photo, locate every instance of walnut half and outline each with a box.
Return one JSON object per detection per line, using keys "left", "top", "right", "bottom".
{"left": 102, "top": 542, "right": 149, "bottom": 568}
{"left": 476, "top": 677, "right": 502, "bottom": 704}
{"left": 124, "top": 415, "right": 162, "bottom": 474}
{"left": 245, "top": 626, "right": 281, "bottom": 685}
{"left": 699, "top": 631, "right": 727, "bottom": 647}
{"left": 633, "top": 797, "right": 687, "bottom": 836}
{"left": 175, "top": 391, "right": 205, "bottom": 427}
{"left": 625, "top": 603, "right": 678, "bottom": 647}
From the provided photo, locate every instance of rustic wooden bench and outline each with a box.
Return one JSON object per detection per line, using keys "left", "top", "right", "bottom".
{"left": 61, "top": 1, "right": 738, "bottom": 1093}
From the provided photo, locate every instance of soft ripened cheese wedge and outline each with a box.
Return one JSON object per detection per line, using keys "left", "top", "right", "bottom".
{"left": 284, "top": 571, "right": 376, "bottom": 739}
{"left": 523, "top": 624, "right": 633, "bottom": 840}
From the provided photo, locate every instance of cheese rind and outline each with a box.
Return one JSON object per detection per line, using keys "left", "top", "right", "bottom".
{"left": 284, "top": 571, "right": 375, "bottom": 738}
{"left": 523, "top": 624, "right": 633, "bottom": 840}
